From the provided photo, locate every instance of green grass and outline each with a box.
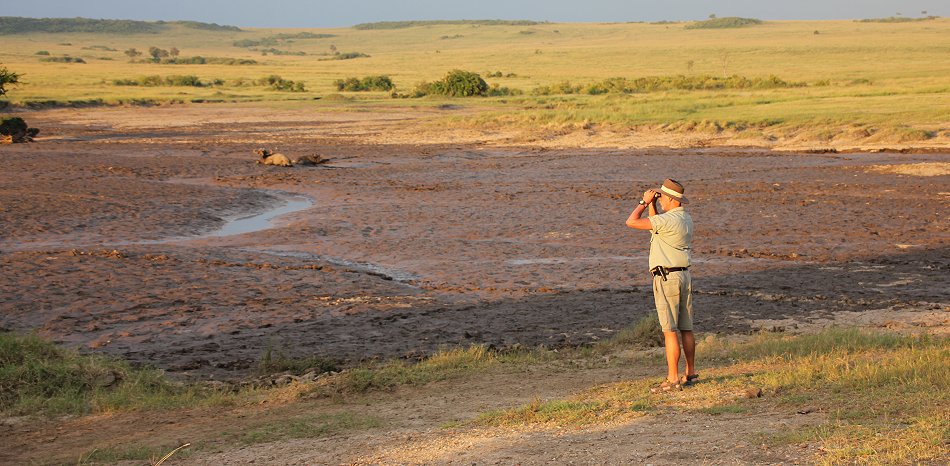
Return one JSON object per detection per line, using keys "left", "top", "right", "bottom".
{"left": 236, "top": 412, "right": 383, "bottom": 445}
{"left": 77, "top": 443, "right": 193, "bottom": 465}
{"left": 257, "top": 344, "right": 338, "bottom": 376}
{"left": 0, "top": 332, "right": 234, "bottom": 416}
{"left": 328, "top": 345, "right": 554, "bottom": 393}
{"left": 599, "top": 314, "right": 664, "bottom": 349}
{"left": 4, "top": 328, "right": 947, "bottom": 464}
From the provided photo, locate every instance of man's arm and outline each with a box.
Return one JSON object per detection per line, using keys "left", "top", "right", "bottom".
{"left": 625, "top": 190, "right": 657, "bottom": 230}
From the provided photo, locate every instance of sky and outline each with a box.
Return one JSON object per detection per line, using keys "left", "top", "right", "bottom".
{"left": 2, "top": 0, "right": 945, "bottom": 28}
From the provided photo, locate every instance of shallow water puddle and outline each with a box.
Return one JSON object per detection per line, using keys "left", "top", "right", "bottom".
{"left": 209, "top": 197, "right": 312, "bottom": 238}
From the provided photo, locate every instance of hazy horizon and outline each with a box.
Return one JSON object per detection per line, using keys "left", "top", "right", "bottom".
{"left": 2, "top": 0, "right": 945, "bottom": 28}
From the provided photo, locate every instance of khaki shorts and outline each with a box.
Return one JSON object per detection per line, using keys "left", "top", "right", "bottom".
{"left": 652, "top": 270, "right": 693, "bottom": 332}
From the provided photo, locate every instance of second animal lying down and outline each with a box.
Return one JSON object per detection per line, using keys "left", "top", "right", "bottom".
{"left": 254, "top": 148, "right": 327, "bottom": 167}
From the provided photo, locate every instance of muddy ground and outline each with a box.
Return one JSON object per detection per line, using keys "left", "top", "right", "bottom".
{"left": 1, "top": 105, "right": 948, "bottom": 382}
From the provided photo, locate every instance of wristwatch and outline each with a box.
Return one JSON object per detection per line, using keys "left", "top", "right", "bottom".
{"left": 638, "top": 200, "right": 647, "bottom": 206}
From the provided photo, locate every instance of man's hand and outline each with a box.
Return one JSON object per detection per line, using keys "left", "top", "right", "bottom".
{"left": 642, "top": 190, "right": 657, "bottom": 205}
{"left": 627, "top": 190, "right": 656, "bottom": 230}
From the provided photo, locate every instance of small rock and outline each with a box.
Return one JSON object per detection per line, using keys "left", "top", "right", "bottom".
{"left": 274, "top": 375, "right": 298, "bottom": 386}
{"left": 93, "top": 371, "right": 119, "bottom": 388}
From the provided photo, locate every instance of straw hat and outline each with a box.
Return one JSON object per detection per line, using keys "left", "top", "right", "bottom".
{"left": 657, "top": 178, "right": 688, "bottom": 204}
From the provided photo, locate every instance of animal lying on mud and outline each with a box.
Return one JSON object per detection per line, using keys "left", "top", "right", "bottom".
{"left": 254, "top": 148, "right": 328, "bottom": 167}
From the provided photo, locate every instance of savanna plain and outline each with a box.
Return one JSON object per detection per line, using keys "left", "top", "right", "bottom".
{"left": 0, "top": 16, "right": 948, "bottom": 465}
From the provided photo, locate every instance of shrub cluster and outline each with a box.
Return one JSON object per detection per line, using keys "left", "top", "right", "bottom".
{"left": 532, "top": 74, "right": 804, "bottom": 95}
{"left": 685, "top": 17, "right": 763, "bottom": 29}
{"left": 486, "top": 84, "right": 523, "bottom": 97}
{"left": 485, "top": 71, "right": 518, "bottom": 78}
{"left": 334, "top": 75, "right": 394, "bottom": 92}
{"left": 320, "top": 52, "right": 369, "bottom": 61}
{"left": 34, "top": 51, "right": 50, "bottom": 56}
{"left": 39, "top": 56, "right": 86, "bottom": 63}
{"left": 397, "top": 70, "right": 523, "bottom": 98}
{"left": 113, "top": 75, "right": 223, "bottom": 87}
{"left": 233, "top": 32, "right": 335, "bottom": 48}
{"left": 135, "top": 56, "right": 258, "bottom": 65}
{"left": 531, "top": 81, "right": 583, "bottom": 95}
{"left": 413, "top": 70, "right": 488, "bottom": 97}
{"left": 257, "top": 75, "right": 306, "bottom": 92}
{"left": 257, "top": 48, "right": 306, "bottom": 56}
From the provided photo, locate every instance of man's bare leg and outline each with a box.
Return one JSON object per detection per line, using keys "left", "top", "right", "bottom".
{"left": 663, "top": 331, "right": 681, "bottom": 382}
{"left": 681, "top": 330, "right": 696, "bottom": 377}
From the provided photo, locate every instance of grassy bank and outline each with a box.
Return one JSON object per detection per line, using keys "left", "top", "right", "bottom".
{"left": 3, "top": 326, "right": 947, "bottom": 464}
{"left": 0, "top": 19, "right": 948, "bottom": 146}
{"left": 474, "top": 329, "right": 949, "bottom": 465}
{"left": 0, "top": 332, "right": 235, "bottom": 416}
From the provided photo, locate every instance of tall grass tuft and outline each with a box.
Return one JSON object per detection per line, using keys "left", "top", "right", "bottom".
{"left": 0, "top": 332, "right": 230, "bottom": 416}
{"left": 335, "top": 345, "right": 497, "bottom": 393}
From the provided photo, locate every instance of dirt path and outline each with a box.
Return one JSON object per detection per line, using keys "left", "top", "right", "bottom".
{"left": 3, "top": 356, "right": 824, "bottom": 465}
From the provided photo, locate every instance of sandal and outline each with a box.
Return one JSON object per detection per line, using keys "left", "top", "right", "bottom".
{"left": 680, "top": 374, "right": 700, "bottom": 386}
{"left": 650, "top": 379, "right": 683, "bottom": 394}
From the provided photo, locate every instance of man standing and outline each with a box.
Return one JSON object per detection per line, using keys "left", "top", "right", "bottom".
{"left": 625, "top": 179, "right": 696, "bottom": 393}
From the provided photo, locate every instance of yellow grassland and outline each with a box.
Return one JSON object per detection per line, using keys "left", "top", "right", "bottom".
{"left": 2, "top": 19, "right": 949, "bottom": 148}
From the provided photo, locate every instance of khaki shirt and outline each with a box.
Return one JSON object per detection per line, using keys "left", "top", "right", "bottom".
{"left": 648, "top": 207, "right": 693, "bottom": 269}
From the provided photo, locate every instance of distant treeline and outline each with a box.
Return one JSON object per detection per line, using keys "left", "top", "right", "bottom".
{"left": 353, "top": 20, "right": 547, "bottom": 30}
{"left": 114, "top": 75, "right": 222, "bottom": 87}
{"left": 532, "top": 75, "right": 804, "bottom": 95}
{"left": 233, "top": 32, "right": 335, "bottom": 48}
{"left": 144, "top": 56, "right": 258, "bottom": 65}
{"left": 684, "top": 17, "right": 763, "bottom": 29}
{"left": 855, "top": 16, "right": 940, "bottom": 23}
{"left": 0, "top": 16, "right": 241, "bottom": 35}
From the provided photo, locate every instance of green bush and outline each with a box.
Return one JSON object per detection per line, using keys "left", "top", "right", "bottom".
{"left": 257, "top": 75, "right": 306, "bottom": 92}
{"left": 334, "top": 75, "right": 394, "bottom": 91}
{"left": 34, "top": 50, "right": 50, "bottom": 56}
{"left": 407, "top": 70, "right": 489, "bottom": 97}
{"left": 0, "top": 64, "right": 20, "bottom": 97}
{"left": 437, "top": 69, "right": 489, "bottom": 96}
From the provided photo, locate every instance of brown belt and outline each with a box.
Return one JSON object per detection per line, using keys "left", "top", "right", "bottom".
{"left": 651, "top": 266, "right": 688, "bottom": 281}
